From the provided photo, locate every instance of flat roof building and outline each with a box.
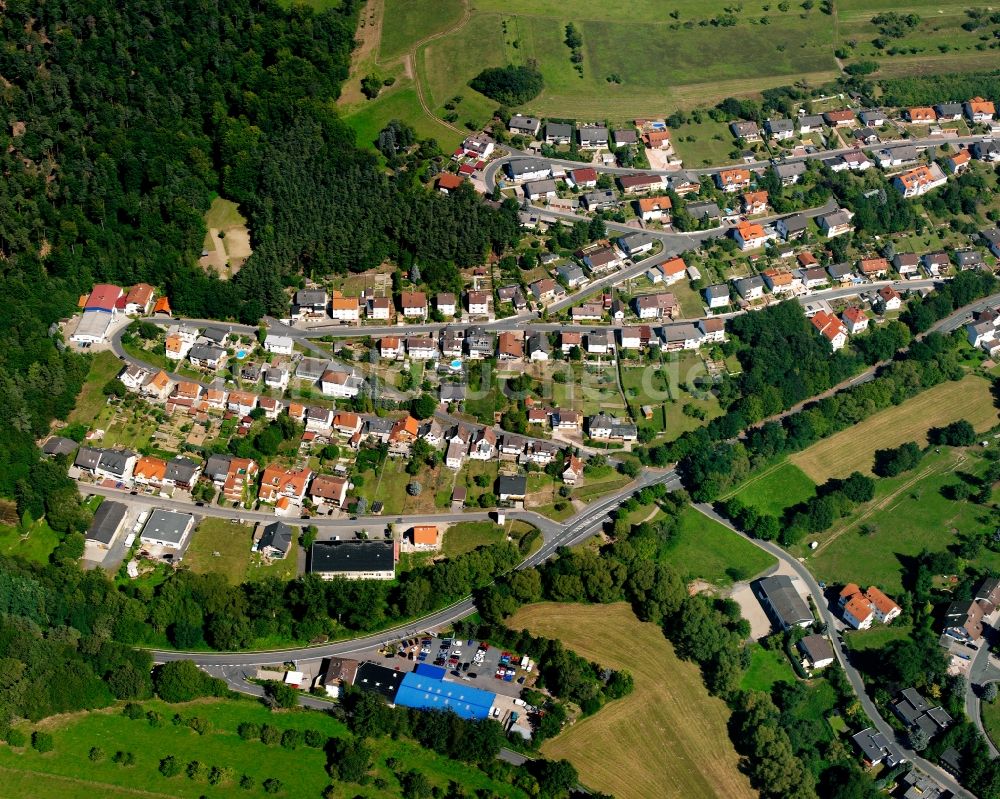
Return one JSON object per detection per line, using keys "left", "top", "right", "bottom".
{"left": 140, "top": 509, "right": 194, "bottom": 549}
{"left": 310, "top": 539, "right": 396, "bottom": 580}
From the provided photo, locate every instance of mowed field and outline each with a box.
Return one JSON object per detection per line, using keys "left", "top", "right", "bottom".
{"left": 508, "top": 602, "right": 755, "bottom": 799}
{"left": 725, "top": 460, "right": 817, "bottom": 517}
{"left": 789, "top": 375, "right": 999, "bottom": 482}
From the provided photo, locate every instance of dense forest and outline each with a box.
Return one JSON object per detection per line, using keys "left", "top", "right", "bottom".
{"left": 0, "top": 0, "right": 519, "bottom": 513}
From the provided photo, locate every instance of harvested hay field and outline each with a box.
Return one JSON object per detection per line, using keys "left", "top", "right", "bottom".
{"left": 199, "top": 197, "right": 251, "bottom": 279}
{"left": 508, "top": 602, "right": 754, "bottom": 799}
{"left": 789, "top": 375, "right": 998, "bottom": 482}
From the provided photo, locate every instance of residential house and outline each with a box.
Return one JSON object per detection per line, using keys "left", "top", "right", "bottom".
{"left": 81, "top": 283, "right": 124, "bottom": 316}
{"left": 227, "top": 390, "right": 258, "bottom": 417}
{"left": 811, "top": 310, "right": 848, "bottom": 351}
{"left": 956, "top": 249, "right": 985, "bottom": 270}
{"left": 333, "top": 412, "right": 363, "bottom": 437}
{"left": 823, "top": 109, "right": 856, "bottom": 127}
{"left": 466, "top": 290, "right": 490, "bottom": 317}
{"left": 562, "top": 455, "right": 584, "bottom": 485}
{"left": 587, "top": 413, "right": 638, "bottom": 442}
{"left": 497, "top": 285, "right": 528, "bottom": 311}
{"left": 687, "top": 201, "right": 721, "bottom": 222}
{"left": 935, "top": 102, "right": 964, "bottom": 121}
{"left": 818, "top": 209, "right": 854, "bottom": 238}
{"left": 406, "top": 336, "right": 438, "bottom": 360}
{"left": 305, "top": 406, "right": 334, "bottom": 434}
{"left": 762, "top": 268, "right": 797, "bottom": 295}
{"left": 893, "top": 253, "right": 920, "bottom": 276}
{"left": 947, "top": 149, "right": 972, "bottom": 174}
{"left": 715, "top": 167, "right": 752, "bottom": 192}
{"left": 833, "top": 151, "right": 874, "bottom": 172}
{"left": 466, "top": 331, "right": 495, "bottom": 360}
{"left": 401, "top": 291, "right": 428, "bottom": 319}
{"left": 634, "top": 292, "right": 679, "bottom": 320}
{"left": 164, "top": 327, "right": 197, "bottom": 360}
{"left": 556, "top": 262, "right": 587, "bottom": 288}
{"left": 496, "top": 475, "right": 528, "bottom": 503}
{"left": 258, "top": 465, "right": 312, "bottom": 504}
{"left": 618, "top": 174, "right": 664, "bottom": 195}
{"left": 798, "top": 635, "right": 835, "bottom": 671}
{"left": 734, "top": 275, "right": 766, "bottom": 301}
{"left": 580, "top": 189, "right": 619, "bottom": 211}
{"left": 842, "top": 307, "right": 869, "bottom": 334}
{"left": 380, "top": 336, "right": 402, "bottom": 359}
{"left": 95, "top": 449, "right": 137, "bottom": 483}
{"left": 330, "top": 293, "right": 360, "bottom": 323}
{"left": 853, "top": 728, "right": 906, "bottom": 769}
{"left": 730, "top": 121, "right": 761, "bottom": 141}
{"left": 923, "top": 251, "right": 950, "bottom": 276}
{"left": 853, "top": 127, "right": 880, "bottom": 145}
{"left": 294, "top": 289, "right": 328, "bottom": 318}
{"left": 891, "top": 688, "right": 954, "bottom": 740}
{"left": 664, "top": 170, "right": 699, "bottom": 194}
{"left": 409, "top": 525, "right": 439, "bottom": 550}
{"left": 264, "top": 335, "right": 294, "bottom": 356}
{"left": 827, "top": 262, "right": 857, "bottom": 284}
{"left": 435, "top": 173, "right": 465, "bottom": 193}
{"left": 119, "top": 364, "right": 151, "bottom": 392}
{"left": 364, "top": 417, "right": 394, "bottom": 444}
{"left": 500, "top": 434, "right": 527, "bottom": 460}
{"left": 766, "top": 119, "right": 795, "bottom": 140}
{"left": 586, "top": 329, "right": 612, "bottom": 355}
{"left": 893, "top": 164, "right": 947, "bottom": 198}
{"left": 140, "top": 509, "right": 194, "bottom": 550}
{"left": 544, "top": 123, "right": 573, "bottom": 145}
{"left": 311, "top": 475, "right": 349, "bottom": 507}
{"left": 733, "top": 221, "right": 771, "bottom": 250}
{"left": 859, "top": 109, "right": 886, "bottom": 127}
{"left": 322, "top": 367, "right": 363, "bottom": 398}
{"left": 972, "top": 140, "right": 1000, "bottom": 162}
{"left": 508, "top": 114, "right": 541, "bottom": 137}
{"left": 774, "top": 161, "right": 808, "bottom": 186}
{"left": 569, "top": 302, "right": 603, "bottom": 322}
{"left": 124, "top": 283, "right": 155, "bottom": 315}
{"left": 553, "top": 410, "right": 580, "bottom": 430}
{"left": 524, "top": 440, "right": 559, "bottom": 466}
{"left": 367, "top": 297, "right": 391, "bottom": 320}
{"left": 644, "top": 129, "right": 673, "bottom": 150}
{"left": 560, "top": 331, "right": 582, "bottom": 354}
{"left": 42, "top": 436, "right": 77, "bottom": 458}
{"left": 310, "top": 540, "right": 396, "bottom": 581}
{"left": 578, "top": 245, "right": 621, "bottom": 273}
{"left": 498, "top": 331, "right": 524, "bottom": 360}
{"left": 798, "top": 114, "right": 825, "bottom": 133}
{"left": 636, "top": 196, "right": 672, "bottom": 222}
{"left": 618, "top": 232, "right": 656, "bottom": 257}
{"left": 981, "top": 227, "right": 1000, "bottom": 258}
{"left": 529, "top": 278, "right": 560, "bottom": 303}
{"left": 905, "top": 107, "right": 936, "bottom": 123}
{"left": 965, "top": 97, "right": 995, "bottom": 123}
{"left": 742, "top": 190, "right": 769, "bottom": 215}
{"left": 460, "top": 133, "right": 494, "bottom": 158}
{"left": 133, "top": 456, "right": 168, "bottom": 487}
{"left": 659, "top": 256, "right": 687, "bottom": 285}
{"left": 256, "top": 522, "right": 293, "bottom": 559}
{"left": 876, "top": 285, "right": 903, "bottom": 312}
{"left": 802, "top": 267, "right": 829, "bottom": 290}
{"left": 661, "top": 322, "right": 703, "bottom": 351}
{"left": 700, "top": 317, "right": 726, "bottom": 343}
{"left": 527, "top": 332, "right": 550, "bottom": 361}
{"left": 613, "top": 128, "right": 638, "bottom": 146}
{"left": 258, "top": 395, "right": 283, "bottom": 418}
{"left": 777, "top": 214, "right": 809, "bottom": 241}
{"left": 188, "top": 344, "right": 226, "bottom": 370}
{"left": 703, "top": 283, "right": 730, "bottom": 309}
{"left": 523, "top": 179, "right": 557, "bottom": 201}
{"left": 567, "top": 167, "right": 598, "bottom": 189}
{"left": 578, "top": 124, "right": 609, "bottom": 148}
{"left": 858, "top": 257, "right": 890, "bottom": 279}
{"left": 877, "top": 145, "right": 919, "bottom": 168}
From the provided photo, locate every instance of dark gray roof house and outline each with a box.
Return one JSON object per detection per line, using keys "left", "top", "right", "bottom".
{"left": 311, "top": 540, "right": 396, "bottom": 578}
{"left": 827, "top": 262, "right": 855, "bottom": 281}
{"left": 439, "top": 383, "right": 467, "bottom": 403}
{"left": 508, "top": 114, "right": 541, "bottom": 136}
{"left": 296, "top": 357, "right": 329, "bottom": 381}
{"left": 98, "top": 449, "right": 135, "bottom": 479}
{"left": 980, "top": 227, "right": 1000, "bottom": 256}
{"left": 257, "top": 521, "right": 293, "bottom": 558}
{"left": 86, "top": 500, "right": 128, "bottom": 546}
{"left": 858, "top": 109, "right": 885, "bottom": 126}
{"left": 773, "top": 161, "right": 807, "bottom": 183}
{"left": 580, "top": 189, "right": 619, "bottom": 211}
{"left": 956, "top": 249, "right": 985, "bottom": 270}
{"left": 734, "top": 275, "right": 766, "bottom": 298}
{"left": 496, "top": 474, "right": 528, "bottom": 500}
{"left": 578, "top": 125, "right": 609, "bottom": 147}
{"left": 730, "top": 121, "right": 760, "bottom": 139}
{"left": 544, "top": 122, "right": 573, "bottom": 143}
{"left": 703, "top": 283, "right": 730, "bottom": 302}
{"left": 188, "top": 344, "right": 226, "bottom": 364}
{"left": 43, "top": 436, "right": 78, "bottom": 457}
{"left": 353, "top": 661, "right": 405, "bottom": 702}
{"left": 755, "top": 575, "right": 812, "bottom": 629}
{"left": 613, "top": 128, "right": 638, "bottom": 145}
{"left": 798, "top": 114, "right": 825, "bottom": 129}
{"left": 507, "top": 159, "right": 551, "bottom": 180}
{"left": 687, "top": 201, "right": 721, "bottom": 221}
{"left": 766, "top": 119, "right": 794, "bottom": 136}
{"left": 891, "top": 687, "right": 953, "bottom": 739}
{"left": 935, "top": 102, "right": 964, "bottom": 118}
{"left": 295, "top": 289, "right": 328, "bottom": 308}
{"left": 557, "top": 262, "right": 587, "bottom": 286}
{"left": 165, "top": 457, "right": 200, "bottom": 487}
{"left": 201, "top": 326, "right": 229, "bottom": 345}
{"left": 204, "top": 454, "right": 233, "bottom": 483}
{"left": 74, "top": 446, "right": 103, "bottom": 472}
{"left": 852, "top": 728, "right": 906, "bottom": 768}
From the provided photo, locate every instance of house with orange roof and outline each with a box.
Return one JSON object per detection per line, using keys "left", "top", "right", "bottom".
{"left": 823, "top": 109, "right": 857, "bottom": 127}
{"left": 858, "top": 257, "right": 890, "bottom": 278}
{"left": 223, "top": 458, "right": 258, "bottom": 504}
{"left": 659, "top": 256, "right": 686, "bottom": 286}
{"left": 811, "top": 311, "right": 848, "bottom": 351}
{"left": 947, "top": 149, "right": 971, "bottom": 174}
{"left": 865, "top": 586, "right": 902, "bottom": 623}
{"left": 141, "top": 370, "right": 174, "bottom": 401}
{"left": 965, "top": 97, "right": 995, "bottom": 123}
{"left": 227, "top": 391, "right": 258, "bottom": 416}
{"left": 435, "top": 172, "right": 465, "bottom": 193}
{"left": 742, "top": 191, "right": 769, "bottom": 215}
{"left": 762, "top": 268, "right": 798, "bottom": 295}
{"left": 498, "top": 331, "right": 524, "bottom": 360}
{"left": 715, "top": 168, "right": 751, "bottom": 193}
{"left": 287, "top": 402, "right": 306, "bottom": 421}
{"left": 893, "top": 163, "right": 947, "bottom": 198}
{"left": 165, "top": 330, "right": 196, "bottom": 360}
{"left": 310, "top": 474, "right": 349, "bottom": 507}
{"left": 203, "top": 388, "right": 227, "bottom": 410}
{"left": 333, "top": 412, "right": 362, "bottom": 437}
{"left": 905, "top": 107, "right": 936, "bottom": 124}
{"left": 877, "top": 285, "right": 902, "bottom": 312}
{"left": 643, "top": 129, "right": 672, "bottom": 149}
{"left": 401, "top": 291, "right": 428, "bottom": 319}
{"left": 152, "top": 296, "right": 172, "bottom": 316}
{"left": 124, "top": 283, "right": 156, "bottom": 316}
{"left": 636, "top": 196, "right": 672, "bottom": 222}
{"left": 409, "top": 525, "right": 439, "bottom": 550}
{"left": 839, "top": 583, "right": 901, "bottom": 629}
{"left": 841, "top": 306, "right": 869, "bottom": 334}
{"left": 733, "top": 221, "right": 770, "bottom": 250}
{"left": 174, "top": 381, "right": 202, "bottom": 401}
{"left": 380, "top": 337, "right": 402, "bottom": 359}
{"left": 562, "top": 454, "right": 584, "bottom": 485}
{"left": 258, "top": 465, "right": 313, "bottom": 504}
{"left": 258, "top": 396, "right": 283, "bottom": 419}
{"left": 133, "top": 456, "right": 168, "bottom": 485}
{"left": 330, "top": 292, "right": 360, "bottom": 322}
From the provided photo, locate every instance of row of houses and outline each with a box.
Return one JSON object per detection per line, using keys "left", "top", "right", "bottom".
{"left": 71, "top": 283, "right": 171, "bottom": 344}
{"left": 291, "top": 288, "right": 492, "bottom": 322}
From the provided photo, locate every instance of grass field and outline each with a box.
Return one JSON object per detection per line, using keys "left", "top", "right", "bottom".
{"left": 379, "top": 0, "right": 464, "bottom": 60}
{"left": 842, "top": 623, "right": 913, "bottom": 652}
{"left": 981, "top": 696, "right": 1000, "bottom": 753}
{"left": 741, "top": 644, "right": 797, "bottom": 692}
{"left": 442, "top": 520, "right": 505, "bottom": 557}
{"left": 184, "top": 518, "right": 254, "bottom": 585}
{"left": 509, "top": 602, "right": 754, "bottom": 799}
{"left": 67, "top": 351, "right": 122, "bottom": 426}
{"left": 0, "top": 698, "right": 525, "bottom": 799}
{"left": 345, "top": 87, "right": 464, "bottom": 152}
{"left": 789, "top": 375, "right": 999, "bottom": 482}
{"left": 0, "top": 518, "right": 61, "bottom": 564}
{"left": 805, "top": 447, "right": 1000, "bottom": 593}
{"left": 725, "top": 461, "right": 817, "bottom": 517}
{"left": 665, "top": 506, "right": 776, "bottom": 585}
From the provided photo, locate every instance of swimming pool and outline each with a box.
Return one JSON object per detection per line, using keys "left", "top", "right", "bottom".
{"left": 236, "top": 349, "right": 247, "bottom": 359}
{"left": 449, "top": 358, "right": 462, "bottom": 371}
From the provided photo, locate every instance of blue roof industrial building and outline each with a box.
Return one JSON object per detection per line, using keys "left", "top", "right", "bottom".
{"left": 393, "top": 664, "right": 497, "bottom": 720}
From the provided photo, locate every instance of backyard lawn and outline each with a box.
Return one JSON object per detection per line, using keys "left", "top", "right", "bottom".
{"left": 0, "top": 518, "right": 62, "bottom": 564}
{"left": 67, "top": 351, "right": 122, "bottom": 426}
{"left": 741, "top": 644, "right": 797, "bottom": 693}
{"left": 509, "top": 602, "right": 754, "bottom": 799}
{"left": 184, "top": 518, "right": 255, "bottom": 585}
